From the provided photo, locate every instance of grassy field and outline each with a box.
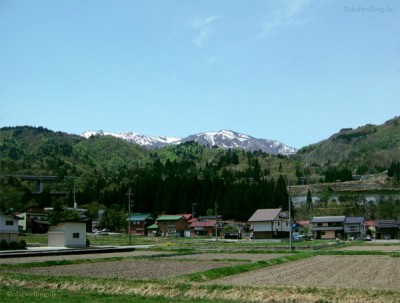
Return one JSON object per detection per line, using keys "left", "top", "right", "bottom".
{"left": 22, "top": 232, "right": 348, "bottom": 250}
{"left": 1, "top": 234, "right": 399, "bottom": 303}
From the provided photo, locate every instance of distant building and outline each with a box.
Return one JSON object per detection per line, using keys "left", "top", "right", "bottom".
{"left": 45, "top": 206, "right": 89, "bottom": 247}
{"left": 126, "top": 213, "right": 154, "bottom": 236}
{"left": 48, "top": 222, "right": 87, "bottom": 248}
{"left": 375, "top": 220, "right": 399, "bottom": 240}
{"left": 16, "top": 206, "right": 49, "bottom": 234}
{"left": 311, "top": 216, "right": 346, "bottom": 239}
{"left": 248, "top": 208, "right": 290, "bottom": 239}
{"left": 189, "top": 219, "right": 217, "bottom": 237}
{"left": 156, "top": 215, "right": 187, "bottom": 236}
{"left": 344, "top": 217, "right": 365, "bottom": 240}
{"left": 0, "top": 211, "right": 20, "bottom": 243}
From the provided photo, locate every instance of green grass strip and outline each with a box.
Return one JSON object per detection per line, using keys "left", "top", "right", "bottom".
{"left": 178, "top": 252, "right": 313, "bottom": 282}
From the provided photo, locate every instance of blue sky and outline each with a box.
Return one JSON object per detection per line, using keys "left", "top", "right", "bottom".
{"left": 0, "top": 0, "right": 399, "bottom": 148}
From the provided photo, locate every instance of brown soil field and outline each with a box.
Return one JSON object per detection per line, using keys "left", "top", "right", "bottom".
{"left": 3, "top": 252, "right": 284, "bottom": 281}
{"left": 1, "top": 251, "right": 283, "bottom": 264}
{"left": 12, "top": 259, "right": 239, "bottom": 280}
{"left": 208, "top": 255, "right": 400, "bottom": 290}
{"left": 5, "top": 253, "right": 284, "bottom": 280}
{"left": 0, "top": 250, "right": 171, "bottom": 264}
{"left": 340, "top": 245, "right": 400, "bottom": 252}
{"left": 14, "top": 260, "right": 237, "bottom": 279}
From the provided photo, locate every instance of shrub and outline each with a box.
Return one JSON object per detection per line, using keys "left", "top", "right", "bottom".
{"left": 0, "top": 239, "right": 9, "bottom": 250}
{"left": 0, "top": 239, "right": 27, "bottom": 250}
{"left": 9, "top": 241, "right": 18, "bottom": 249}
{"left": 18, "top": 239, "right": 27, "bottom": 249}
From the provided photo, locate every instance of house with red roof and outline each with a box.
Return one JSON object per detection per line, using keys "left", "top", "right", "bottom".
{"left": 189, "top": 219, "right": 217, "bottom": 237}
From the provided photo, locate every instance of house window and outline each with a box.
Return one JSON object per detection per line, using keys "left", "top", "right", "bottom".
{"left": 6, "top": 220, "right": 14, "bottom": 226}
{"left": 286, "top": 222, "right": 288, "bottom": 226}
{"left": 277, "top": 222, "right": 280, "bottom": 226}
{"left": 73, "top": 233, "right": 80, "bottom": 238}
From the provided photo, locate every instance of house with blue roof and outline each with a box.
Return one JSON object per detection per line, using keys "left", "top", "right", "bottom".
{"left": 126, "top": 213, "right": 154, "bottom": 236}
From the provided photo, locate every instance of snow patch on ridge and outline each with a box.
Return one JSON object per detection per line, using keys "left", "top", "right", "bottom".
{"left": 81, "top": 129, "right": 297, "bottom": 155}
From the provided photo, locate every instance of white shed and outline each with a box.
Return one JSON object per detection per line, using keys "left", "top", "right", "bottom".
{"left": 0, "top": 212, "right": 20, "bottom": 242}
{"left": 48, "top": 222, "right": 87, "bottom": 248}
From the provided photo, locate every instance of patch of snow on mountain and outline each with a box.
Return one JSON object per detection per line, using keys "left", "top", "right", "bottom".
{"left": 81, "top": 129, "right": 297, "bottom": 155}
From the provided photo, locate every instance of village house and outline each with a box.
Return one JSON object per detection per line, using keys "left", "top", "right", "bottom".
{"left": 311, "top": 216, "right": 346, "bottom": 239}
{"left": 146, "top": 223, "right": 159, "bottom": 236}
{"left": 343, "top": 217, "right": 365, "bottom": 240}
{"left": 16, "top": 206, "right": 49, "bottom": 234}
{"left": 375, "top": 220, "right": 399, "bottom": 239}
{"left": 248, "top": 208, "right": 290, "bottom": 239}
{"left": 126, "top": 213, "right": 154, "bottom": 236}
{"left": 0, "top": 211, "right": 20, "bottom": 243}
{"left": 189, "top": 219, "right": 217, "bottom": 237}
{"left": 155, "top": 215, "right": 188, "bottom": 237}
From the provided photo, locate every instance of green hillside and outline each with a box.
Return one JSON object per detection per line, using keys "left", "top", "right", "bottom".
{"left": 1, "top": 119, "right": 399, "bottom": 223}
{"left": 294, "top": 116, "right": 400, "bottom": 176}
{"left": 0, "top": 126, "right": 296, "bottom": 221}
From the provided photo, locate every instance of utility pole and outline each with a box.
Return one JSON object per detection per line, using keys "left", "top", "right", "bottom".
{"left": 126, "top": 188, "right": 133, "bottom": 245}
{"left": 73, "top": 178, "right": 77, "bottom": 209}
{"left": 286, "top": 178, "right": 293, "bottom": 253}
{"left": 363, "top": 196, "right": 367, "bottom": 240}
{"left": 215, "top": 201, "right": 218, "bottom": 241}
{"left": 192, "top": 203, "right": 197, "bottom": 219}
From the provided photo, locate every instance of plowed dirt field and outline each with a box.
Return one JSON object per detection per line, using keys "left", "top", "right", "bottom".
{"left": 207, "top": 255, "right": 400, "bottom": 290}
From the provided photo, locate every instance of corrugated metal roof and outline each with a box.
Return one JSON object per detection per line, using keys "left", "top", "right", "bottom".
{"left": 248, "top": 208, "right": 282, "bottom": 222}
{"left": 344, "top": 217, "right": 365, "bottom": 224}
{"left": 157, "top": 215, "right": 183, "bottom": 221}
{"left": 190, "top": 220, "right": 216, "bottom": 228}
{"left": 179, "top": 214, "right": 192, "bottom": 220}
{"left": 311, "top": 216, "right": 346, "bottom": 223}
{"left": 375, "top": 220, "right": 398, "bottom": 228}
{"left": 127, "top": 213, "right": 153, "bottom": 221}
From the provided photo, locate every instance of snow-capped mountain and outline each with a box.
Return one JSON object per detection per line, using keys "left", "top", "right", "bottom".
{"left": 179, "top": 130, "right": 297, "bottom": 155}
{"left": 81, "top": 130, "right": 181, "bottom": 149}
{"left": 81, "top": 129, "right": 297, "bottom": 155}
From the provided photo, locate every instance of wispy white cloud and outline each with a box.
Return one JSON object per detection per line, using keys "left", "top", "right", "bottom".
{"left": 256, "top": 0, "right": 312, "bottom": 39}
{"left": 286, "top": 0, "right": 312, "bottom": 18}
{"left": 192, "top": 15, "right": 219, "bottom": 29}
{"left": 192, "top": 15, "right": 219, "bottom": 47}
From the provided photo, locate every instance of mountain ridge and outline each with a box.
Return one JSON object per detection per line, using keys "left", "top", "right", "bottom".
{"left": 81, "top": 129, "right": 297, "bottom": 155}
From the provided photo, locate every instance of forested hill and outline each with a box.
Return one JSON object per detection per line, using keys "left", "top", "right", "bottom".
{"left": 1, "top": 120, "right": 399, "bottom": 223}
{"left": 0, "top": 126, "right": 296, "bottom": 221}
{"left": 294, "top": 116, "right": 400, "bottom": 175}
